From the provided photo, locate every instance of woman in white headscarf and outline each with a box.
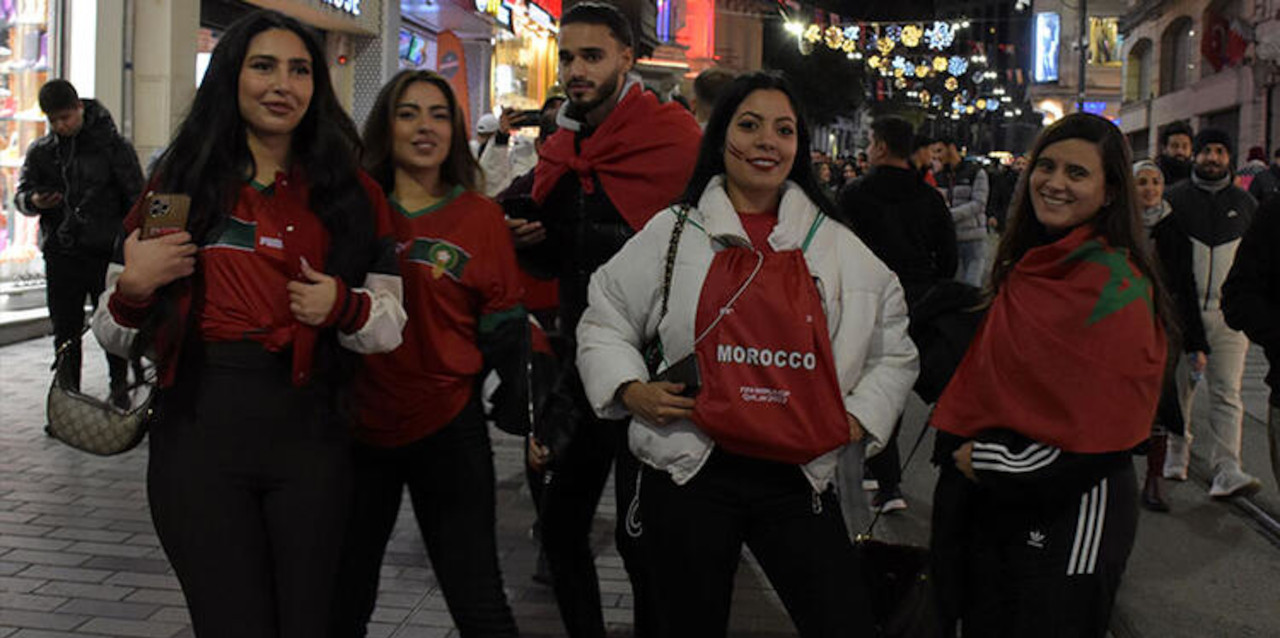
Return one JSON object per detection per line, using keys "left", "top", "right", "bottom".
{"left": 1134, "top": 158, "right": 1181, "bottom": 512}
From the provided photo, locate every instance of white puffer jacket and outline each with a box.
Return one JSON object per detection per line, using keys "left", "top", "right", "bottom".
{"left": 576, "top": 177, "right": 919, "bottom": 490}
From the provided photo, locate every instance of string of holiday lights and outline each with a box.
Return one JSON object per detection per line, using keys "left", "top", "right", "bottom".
{"left": 781, "top": 9, "right": 1027, "bottom": 121}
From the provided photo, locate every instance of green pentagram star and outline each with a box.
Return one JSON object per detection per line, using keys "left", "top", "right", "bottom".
{"left": 1065, "top": 240, "right": 1153, "bottom": 326}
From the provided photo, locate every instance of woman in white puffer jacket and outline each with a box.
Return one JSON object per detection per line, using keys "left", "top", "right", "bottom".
{"left": 574, "top": 71, "right": 918, "bottom": 637}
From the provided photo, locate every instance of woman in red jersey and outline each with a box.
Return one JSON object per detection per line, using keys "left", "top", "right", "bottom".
{"left": 91, "top": 10, "right": 406, "bottom": 637}
{"left": 330, "top": 70, "right": 526, "bottom": 637}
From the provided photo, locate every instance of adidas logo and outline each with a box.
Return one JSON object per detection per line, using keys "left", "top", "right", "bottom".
{"left": 1027, "top": 530, "right": 1046, "bottom": 549}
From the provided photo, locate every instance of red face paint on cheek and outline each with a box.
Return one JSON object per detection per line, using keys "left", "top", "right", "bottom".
{"left": 726, "top": 142, "right": 748, "bottom": 162}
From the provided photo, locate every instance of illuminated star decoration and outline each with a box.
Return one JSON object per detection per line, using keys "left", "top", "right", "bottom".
{"left": 926, "top": 21, "right": 954, "bottom": 50}
{"left": 844, "top": 25, "right": 860, "bottom": 43}
{"left": 945, "top": 76, "right": 959, "bottom": 91}
{"left": 949, "top": 56, "right": 969, "bottom": 76}
{"left": 885, "top": 25, "right": 903, "bottom": 42}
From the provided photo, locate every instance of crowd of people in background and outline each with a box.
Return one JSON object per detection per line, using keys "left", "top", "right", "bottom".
{"left": 13, "top": 1, "right": 1280, "bottom": 637}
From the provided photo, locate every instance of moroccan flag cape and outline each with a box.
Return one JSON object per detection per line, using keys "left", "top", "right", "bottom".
{"left": 932, "top": 225, "right": 1167, "bottom": 453}
{"left": 532, "top": 84, "right": 702, "bottom": 232}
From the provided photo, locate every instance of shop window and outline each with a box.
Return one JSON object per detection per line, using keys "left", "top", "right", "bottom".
{"left": 1160, "top": 16, "right": 1193, "bottom": 95}
{"left": 491, "top": 28, "right": 557, "bottom": 110}
{"left": 0, "top": 0, "right": 53, "bottom": 293}
{"left": 1127, "top": 129, "right": 1150, "bottom": 159}
{"left": 1125, "top": 38, "right": 1153, "bottom": 102}
{"left": 1088, "top": 17, "right": 1121, "bottom": 67}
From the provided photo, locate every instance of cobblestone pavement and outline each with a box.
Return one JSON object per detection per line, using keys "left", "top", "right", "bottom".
{"left": 0, "top": 336, "right": 796, "bottom": 637}
{"left": 6, "top": 336, "right": 1280, "bottom": 637}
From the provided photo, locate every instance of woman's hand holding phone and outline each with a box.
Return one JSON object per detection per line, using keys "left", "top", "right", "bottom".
{"left": 117, "top": 229, "right": 198, "bottom": 301}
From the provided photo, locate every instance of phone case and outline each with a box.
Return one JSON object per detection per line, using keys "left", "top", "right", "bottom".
{"left": 654, "top": 353, "right": 701, "bottom": 397}
{"left": 142, "top": 193, "right": 192, "bottom": 239}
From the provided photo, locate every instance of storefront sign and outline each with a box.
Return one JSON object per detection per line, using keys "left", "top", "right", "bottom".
{"left": 1082, "top": 101, "right": 1108, "bottom": 115}
{"left": 321, "top": 0, "right": 361, "bottom": 16}
{"left": 528, "top": 2, "right": 555, "bottom": 31}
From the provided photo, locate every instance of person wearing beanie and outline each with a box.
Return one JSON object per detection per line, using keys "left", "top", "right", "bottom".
{"left": 1154, "top": 127, "right": 1262, "bottom": 499}
{"left": 1157, "top": 121, "right": 1194, "bottom": 186}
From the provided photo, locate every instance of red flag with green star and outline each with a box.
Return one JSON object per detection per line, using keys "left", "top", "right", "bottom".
{"left": 932, "top": 225, "right": 1167, "bottom": 453}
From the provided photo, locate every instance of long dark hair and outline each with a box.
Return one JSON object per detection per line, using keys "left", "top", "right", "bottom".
{"left": 152, "top": 9, "right": 374, "bottom": 288}
{"left": 362, "top": 70, "right": 481, "bottom": 194}
{"left": 992, "top": 112, "right": 1174, "bottom": 331}
{"left": 138, "top": 10, "right": 377, "bottom": 392}
{"left": 676, "top": 71, "right": 840, "bottom": 221}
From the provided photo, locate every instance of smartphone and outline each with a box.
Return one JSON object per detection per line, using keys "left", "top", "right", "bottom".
{"left": 513, "top": 109, "right": 542, "bottom": 127}
{"left": 654, "top": 353, "right": 701, "bottom": 397}
{"left": 141, "top": 193, "right": 191, "bottom": 239}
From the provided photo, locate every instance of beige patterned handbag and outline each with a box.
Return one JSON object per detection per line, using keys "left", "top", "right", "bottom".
{"left": 45, "top": 336, "right": 154, "bottom": 456}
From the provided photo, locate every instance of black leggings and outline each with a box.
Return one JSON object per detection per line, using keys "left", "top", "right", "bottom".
{"left": 331, "top": 399, "right": 518, "bottom": 637}
{"left": 147, "top": 342, "right": 351, "bottom": 638}
{"left": 641, "top": 449, "right": 875, "bottom": 638}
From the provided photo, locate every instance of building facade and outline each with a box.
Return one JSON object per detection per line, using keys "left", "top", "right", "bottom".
{"left": 1027, "top": 0, "right": 1127, "bottom": 127}
{"left": 1118, "top": 0, "right": 1274, "bottom": 161}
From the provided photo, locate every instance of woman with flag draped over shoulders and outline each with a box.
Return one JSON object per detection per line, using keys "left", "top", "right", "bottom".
{"left": 929, "top": 113, "right": 1174, "bottom": 638}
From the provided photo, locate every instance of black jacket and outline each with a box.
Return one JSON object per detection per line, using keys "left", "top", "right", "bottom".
{"left": 16, "top": 99, "right": 144, "bottom": 260}
{"left": 1247, "top": 164, "right": 1280, "bottom": 206}
{"left": 839, "top": 165, "right": 957, "bottom": 303}
{"left": 1153, "top": 178, "right": 1256, "bottom": 353}
{"left": 1223, "top": 200, "right": 1280, "bottom": 405}
{"left": 520, "top": 132, "right": 635, "bottom": 334}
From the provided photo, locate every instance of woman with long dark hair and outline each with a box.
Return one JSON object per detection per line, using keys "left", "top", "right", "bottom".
{"left": 930, "top": 113, "right": 1172, "bottom": 637}
{"left": 91, "top": 10, "right": 405, "bottom": 637}
{"left": 329, "top": 70, "right": 524, "bottom": 637}
{"left": 575, "top": 71, "right": 918, "bottom": 636}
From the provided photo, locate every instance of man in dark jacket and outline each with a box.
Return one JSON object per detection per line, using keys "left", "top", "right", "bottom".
{"left": 838, "top": 115, "right": 957, "bottom": 516}
{"left": 1223, "top": 199, "right": 1280, "bottom": 489}
{"left": 1156, "top": 121, "right": 1194, "bottom": 186}
{"left": 17, "top": 80, "right": 143, "bottom": 406}
{"left": 509, "top": 4, "right": 700, "bottom": 636}
{"left": 1154, "top": 127, "right": 1260, "bottom": 499}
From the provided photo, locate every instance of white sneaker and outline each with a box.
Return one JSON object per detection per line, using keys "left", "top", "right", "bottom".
{"left": 1163, "top": 435, "right": 1190, "bottom": 481}
{"left": 1209, "top": 468, "right": 1262, "bottom": 500}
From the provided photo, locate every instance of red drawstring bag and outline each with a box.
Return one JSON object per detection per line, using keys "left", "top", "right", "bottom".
{"left": 690, "top": 223, "right": 849, "bottom": 465}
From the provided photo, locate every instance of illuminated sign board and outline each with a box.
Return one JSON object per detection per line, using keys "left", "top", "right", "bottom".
{"left": 1082, "top": 101, "right": 1108, "bottom": 115}
{"left": 528, "top": 2, "right": 555, "bottom": 31}
{"left": 1034, "top": 12, "right": 1060, "bottom": 83}
{"left": 321, "top": 0, "right": 361, "bottom": 16}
